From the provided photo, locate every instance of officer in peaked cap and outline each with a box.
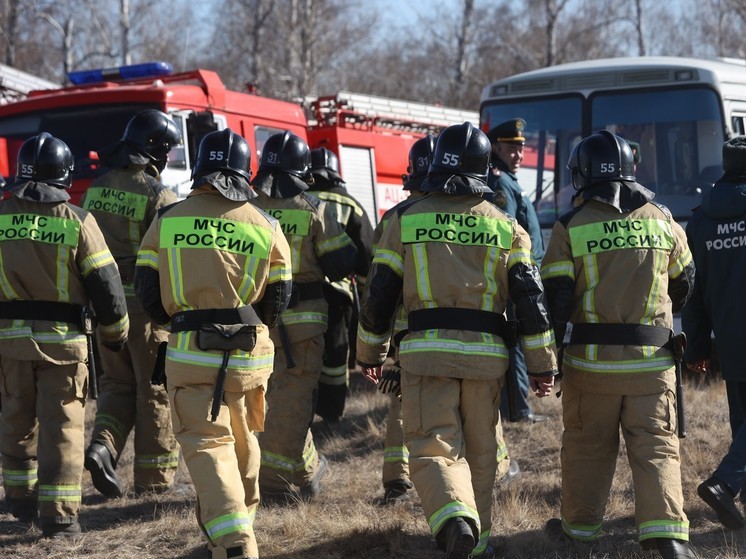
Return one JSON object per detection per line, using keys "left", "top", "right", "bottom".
{"left": 485, "top": 118, "right": 548, "bottom": 428}
{"left": 486, "top": 118, "right": 526, "bottom": 145}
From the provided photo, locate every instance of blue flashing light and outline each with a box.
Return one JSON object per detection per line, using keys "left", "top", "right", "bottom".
{"left": 67, "top": 61, "right": 173, "bottom": 85}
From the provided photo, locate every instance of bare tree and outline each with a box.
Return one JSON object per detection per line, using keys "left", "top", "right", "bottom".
{"left": 632, "top": 0, "right": 645, "bottom": 55}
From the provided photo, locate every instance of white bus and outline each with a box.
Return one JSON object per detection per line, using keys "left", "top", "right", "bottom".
{"left": 480, "top": 56, "right": 746, "bottom": 244}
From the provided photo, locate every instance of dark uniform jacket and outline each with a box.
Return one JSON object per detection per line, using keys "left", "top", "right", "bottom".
{"left": 682, "top": 175, "right": 746, "bottom": 380}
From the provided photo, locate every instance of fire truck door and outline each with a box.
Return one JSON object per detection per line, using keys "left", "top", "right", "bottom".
{"left": 338, "top": 145, "right": 377, "bottom": 226}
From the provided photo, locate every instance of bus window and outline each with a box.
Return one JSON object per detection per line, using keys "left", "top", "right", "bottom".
{"left": 591, "top": 86, "right": 724, "bottom": 220}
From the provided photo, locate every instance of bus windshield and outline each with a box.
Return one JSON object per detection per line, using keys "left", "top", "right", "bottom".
{"left": 481, "top": 85, "right": 724, "bottom": 233}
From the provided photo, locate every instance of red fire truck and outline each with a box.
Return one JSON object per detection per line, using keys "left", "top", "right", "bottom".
{"left": 0, "top": 62, "right": 477, "bottom": 223}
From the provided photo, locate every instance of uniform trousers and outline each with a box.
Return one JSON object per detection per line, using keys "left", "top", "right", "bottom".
{"left": 559, "top": 376, "right": 688, "bottom": 543}
{"left": 401, "top": 370, "right": 501, "bottom": 556}
{"left": 0, "top": 357, "right": 87, "bottom": 526}
{"left": 260, "top": 335, "right": 325, "bottom": 489}
{"left": 382, "top": 393, "right": 409, "bottom": 487}
{"left": 169, "top": 378, "right": 265, "bottom": 559}
{"left": 92, "top": 308, "right": 178, "bottom": 490}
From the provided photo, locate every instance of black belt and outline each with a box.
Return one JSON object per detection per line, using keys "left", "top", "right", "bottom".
{"left": 408, "top": 307, "right": 518, "bottom": 347}
{"left": 287, "top": 281, "right": 325, "bottom": 308}
{"left": 0, "top": 300, "right": 83, "bottom": 328}
{"left": 570, "top": 323, "right": 672, "bottom": 348}
{"left": 171, "top": 305, "right": 262, "bottom": 333}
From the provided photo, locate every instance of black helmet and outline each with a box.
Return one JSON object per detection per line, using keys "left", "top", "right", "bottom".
{"left": 403, "top": 134, "right": 436, "bottom": 190}
{"left": 310, "top": 147, "right": 342, "bottom": 181}
{"left": 568, "top": 130, "right": 635, "bottom": 190}
{"left": 123, "top": 109, "right": 181, "bottom": 162}
{"left": 16, "top": 132, "right": 74, "bottom": 188}
{"left": 428, "top": 122, "right": 490, "bottom": 180}
{"left": 192, "top": 128, "right": 251, "bottom": 180}
{"left": 260, "top": 131, "right": 311, "bottom": 179}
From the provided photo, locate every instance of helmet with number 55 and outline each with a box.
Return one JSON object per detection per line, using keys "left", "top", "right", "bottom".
{"left": 422, "top": 122, "right": 491, "bottom": 194}
{"left": 192, "top": 128, "right": 251, "bottom": 180}
{"left": 568, "top": 130, "right": 635, "bottom": 191}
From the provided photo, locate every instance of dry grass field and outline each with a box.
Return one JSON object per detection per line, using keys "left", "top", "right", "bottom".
{"left": 1, "top": 372, "right": 746, "bottom": 558}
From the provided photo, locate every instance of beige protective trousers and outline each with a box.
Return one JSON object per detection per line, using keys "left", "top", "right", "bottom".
{"left": 0, "top": 358, "right": 87, "bottom": 526}
{"left": 92, "top": 307, "right": 178, "bottom": 491}
{"left": 169, "top": 381, "right": 265, "bottom": 559}
{"left": 260, "top": 335, "right": 325, "bottom": 490}
{"left": 560, "top": 377, "right": 688, "bottom": 543}
{"left": 382, "top": 393, "right": 409, "bottom": 487}
{"left": 382, "top": 383, "right": 510, "bottom": 489}
{"left": 401, "top": 370, "right": 501, "bottom": 556}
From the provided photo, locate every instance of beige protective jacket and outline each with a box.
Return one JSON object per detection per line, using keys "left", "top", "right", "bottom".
{"left": 82, "top": 166, "right": 178, "bottom": 294}
{"left": 0, "top": 193, "right": 128, "bottom": 363}
{"left": 358, "top": 191, "right": 557, "bottom": 380}
{"left": 541, "top": 182, "right": 695, "bottom": 394}
{"left": 135, "top": 186, "right": 292, "bottom": 391}
{"left": 251, "top": 190, "right": 356, "bottom": 345}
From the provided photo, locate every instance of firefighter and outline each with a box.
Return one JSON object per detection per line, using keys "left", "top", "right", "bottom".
{"left": 373, "top": 134, "right": 517, "bottom": 505}
{"left": 252, "top": 132, "right": 357, "bottom": 501}
{"left": 357, "top": 122, "right": 558, "bottom": 559}
{"left": 82, "top": 109, "right": 181, "bottom": 498}
{"left": 541, "top": 131, "right": 695, "bottom": 559}
{"left": 308, "top": 147, "right": 374, "bottom": 422}
{"left": 135, "top": 128, "right": 292, "bottom": 559}
{"left": 0, "top": 133, "right": 128, "bottom": 537}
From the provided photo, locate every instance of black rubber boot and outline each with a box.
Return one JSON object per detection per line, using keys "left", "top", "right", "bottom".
{"left": 85, "top": 442, "right": 123, "bottom": 498}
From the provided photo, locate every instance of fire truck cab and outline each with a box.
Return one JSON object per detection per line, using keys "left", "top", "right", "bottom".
{"left": 0, "top": 62, "right": 308, "bottom": 205}
{"left": 0, "top": 62, "right": 478, "bottom": 225}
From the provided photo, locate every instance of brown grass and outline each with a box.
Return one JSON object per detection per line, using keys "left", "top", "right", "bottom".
{"left": 1, "top": 373, "right": 745, "bottom": 558}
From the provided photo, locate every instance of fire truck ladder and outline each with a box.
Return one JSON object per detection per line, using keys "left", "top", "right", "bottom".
{"left": 0, "top": 63, "right": 58, "bottom": 103}
{"left": 309, "top": 91, "right": 479, "bottom": 134}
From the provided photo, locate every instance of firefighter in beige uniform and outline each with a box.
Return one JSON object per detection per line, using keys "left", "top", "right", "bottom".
{"left": 357, "top": 123, "right": 557, "bottom": 559}
{"left": 376, "top": 135, "right": 517, "bottom": 505}
{"left": 0, "top": 133, "right": 128, "bottom": 537}
{"left": 82, "top": 110, "right": 181, "bottom": 497}
{"left": 135, "top": 129, "right": 292, "bottom": 559}
{"left": 541, "top": 131, "right": 695, "bottom": 559}
{"left": 251, "top": 132, "right": 357, "bottom": 500}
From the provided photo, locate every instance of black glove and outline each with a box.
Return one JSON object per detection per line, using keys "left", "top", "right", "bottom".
{"left": 102, "top": 339, "right": 126, "bottom": 352}
{"left": 378, "top": 366, "right": 401, "bottom": 400}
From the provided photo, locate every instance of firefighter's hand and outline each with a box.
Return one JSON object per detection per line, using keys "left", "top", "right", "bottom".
{"left": 378, "top": 367, "right": 402, "bottom": 399}
{"left": 530, "top": 375, "right": 554, "bottom": 398}
{"left": 686, "top": 359, "right": 710, "bottom": 374}
{"left": 362, "top": 365, "right": 383, "bottom": 385}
